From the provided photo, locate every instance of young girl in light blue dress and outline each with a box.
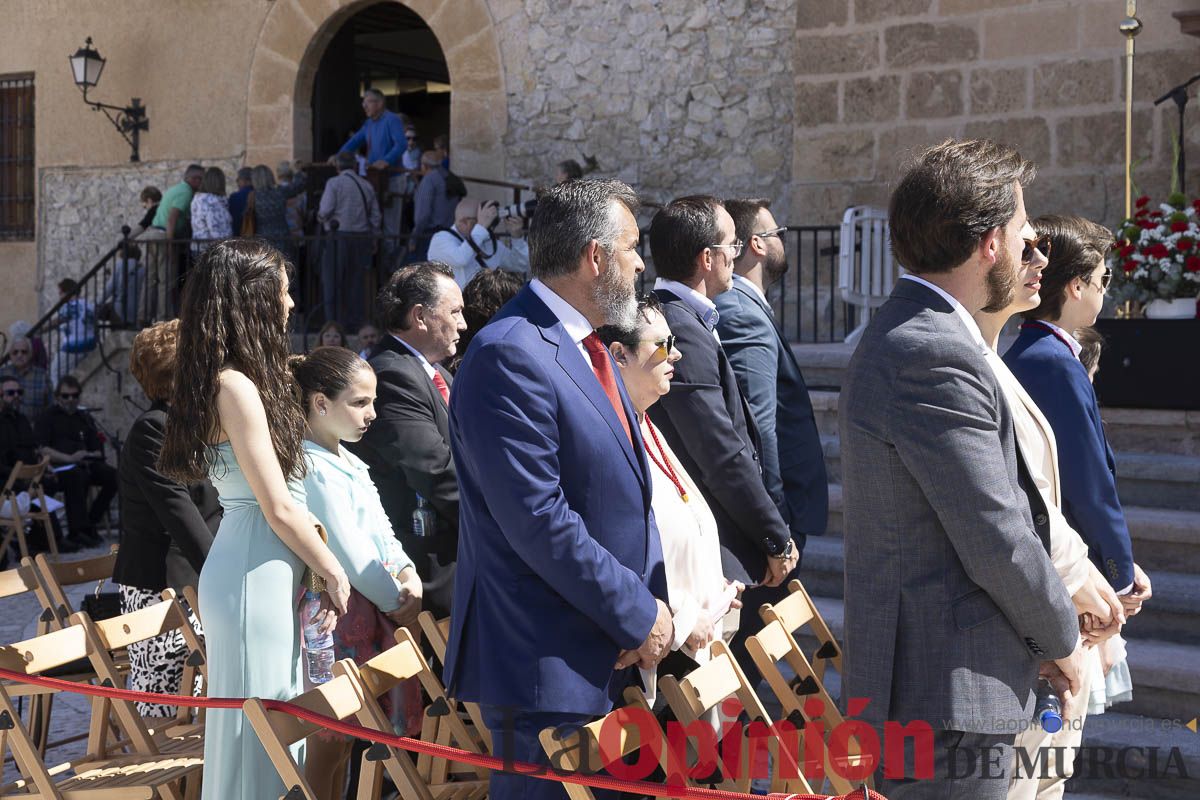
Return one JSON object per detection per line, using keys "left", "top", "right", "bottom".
{"left": 291, "top": 345, "right": 424, "bottom": 798}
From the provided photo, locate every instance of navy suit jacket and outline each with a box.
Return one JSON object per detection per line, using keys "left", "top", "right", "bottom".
{"left": 647, "top": 289, "right": 791, "bottom": 585}
{"left": 715, "top": 280, "right": 829, "bottom": 539}
{"left": 442, "top": 285, "right": 668, "bottom": 716}
{"left": 1004, "top": 324, "right": 1135, "bottom": 589}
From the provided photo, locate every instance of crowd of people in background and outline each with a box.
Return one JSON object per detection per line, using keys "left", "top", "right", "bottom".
{"left": 0, "top": 127, "right": 1152, "bottom": 800}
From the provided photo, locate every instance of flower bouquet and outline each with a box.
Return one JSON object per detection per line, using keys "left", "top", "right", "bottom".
{"left": 1111, "top": 194, "right": 1200, "bottom": 318}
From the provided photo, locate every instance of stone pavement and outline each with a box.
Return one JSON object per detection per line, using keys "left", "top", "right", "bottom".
{"left": 1, "top": 539, "right": 119, "bottom": 772}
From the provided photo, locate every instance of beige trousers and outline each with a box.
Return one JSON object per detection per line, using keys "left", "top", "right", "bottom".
{"left": 1006, "top": 645, "right": 1099, "bottom": 800}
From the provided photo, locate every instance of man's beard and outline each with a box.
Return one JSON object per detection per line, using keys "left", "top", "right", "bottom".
{"left": 764, "top": 247, "right": 789, "bottom": 286}
{"left": 982, "top": 240, "right": 1019, "bottom": 313}
{"left": 593, "top": 256, "right": 638, "bottom": 328}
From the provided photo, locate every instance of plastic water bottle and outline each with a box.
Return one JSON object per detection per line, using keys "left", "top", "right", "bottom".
{"left": 1034, "top": 678, "right": 1063, "bottom": 733}
{"left": 301, "top": 588, "right": 335, "bottom": 685}
{"left": 412, "top": 493, "right": 436, "bottom": 538}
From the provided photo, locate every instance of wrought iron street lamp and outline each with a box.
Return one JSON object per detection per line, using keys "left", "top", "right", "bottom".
{"left": 69, "top": 37, "right": 149, "bottom": 162}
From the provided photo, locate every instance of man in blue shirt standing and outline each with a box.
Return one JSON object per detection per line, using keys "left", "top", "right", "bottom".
{"left": 334, "top": 88, "right": 411, "bottom": 266}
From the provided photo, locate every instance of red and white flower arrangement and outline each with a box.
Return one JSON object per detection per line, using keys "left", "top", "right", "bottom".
{"left": 1111, "top": 193, "right": 1200, "bottom": 303}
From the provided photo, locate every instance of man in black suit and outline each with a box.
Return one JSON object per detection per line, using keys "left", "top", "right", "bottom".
{"left": 647, "top": 196, "right": 799, "bottom": 599}
{"left": 350, "top": 261, "right": 465, "bottom": 617}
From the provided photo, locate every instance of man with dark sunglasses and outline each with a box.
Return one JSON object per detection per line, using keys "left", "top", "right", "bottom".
{"left": 35, "top": 375, "right": 116, "bottom": 548}
{"left": 714, "top": 197, "right": 828, "bottom": 684}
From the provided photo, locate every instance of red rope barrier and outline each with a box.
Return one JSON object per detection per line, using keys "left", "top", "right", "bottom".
{"left": 0, "top": 667, "right": 886, "bottom": 800}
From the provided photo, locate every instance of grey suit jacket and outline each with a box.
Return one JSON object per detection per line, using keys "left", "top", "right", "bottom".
{"left": 839, "top": 279, "right": 1077, "bottom": 734}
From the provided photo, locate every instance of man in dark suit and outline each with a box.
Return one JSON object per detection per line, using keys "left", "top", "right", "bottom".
{"left": 647, "top": 196, "right": 799, "bottom": 599}
{"left": 841, "top": 140, "right": 1079, "bottom": 798}
{"left": 444, "top": 179, "right": 672, "bottom": 800}
{"left": 350, "top": 261, "right": 464, "bottom": 618}
{"left": 716, "top": 198, "right": 828, "bottom": 542}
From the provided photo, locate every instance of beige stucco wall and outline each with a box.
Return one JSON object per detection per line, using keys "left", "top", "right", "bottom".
{"left": 0, "top": 243, "right": 38, "bottom": 329}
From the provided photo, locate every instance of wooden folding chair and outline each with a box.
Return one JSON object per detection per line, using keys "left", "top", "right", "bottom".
{"left": 758, "top": 579, "right": 843, "bottom": 689}
{"left": 31, "top": 547, "right": 120, "bottom": 631}
{"left": 0, "top": 459, "right": 57, "bottom": 561}
{"left": 0, "top": 622, "right": 201, "bottom": 799}
{"left": 242, "top": 672, "right": 370, "bottom": 800}
{"left": 538, "top": 687, "right": 665, "bottom": 800}
{"left": 416, "top": 611, "right": 491, "bottom": 754}
{"left": 746, "top": 618, "right": 871, "bottom": 795}
{"left": 78, "top": 590, "right": 208, "bottom": 751}
{"left": 338, "top": 627, "right": 488, "bottom": 800}
{"left": 658, "top": 640, "right": 814, "bottom": 795}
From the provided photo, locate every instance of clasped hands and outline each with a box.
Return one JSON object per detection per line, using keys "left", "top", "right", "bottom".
{"left": 1074, "top": 562, "right": 1151, "bottom": 646}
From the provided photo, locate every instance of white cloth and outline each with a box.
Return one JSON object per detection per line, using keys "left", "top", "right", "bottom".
{"left": 390, "top": 334, "right": 436, "bottom": 379}
{"left": 901, "top": 274, "right": 988, "bottom": 353}
{"left": 1038, "top": 319, "right": 1084, "bottom": 359}
{"left": 983, "top": 350, "right": 1092, "bottom": 595}
{"left": 636, "top": 416, "right": 729, "bottom": 701}
{"left": 428, "top": 225, "right": 529, "bottom": 287}
{"left": 528, "top": 279, "right": 593, "bottom": 364}
{"left": 655, "top": 277, "right": 720, "bottom": 341}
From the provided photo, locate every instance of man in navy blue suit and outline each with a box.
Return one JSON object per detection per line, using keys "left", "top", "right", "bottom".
{"left": 443, "top": 179, "right": 673, "bottom": 800}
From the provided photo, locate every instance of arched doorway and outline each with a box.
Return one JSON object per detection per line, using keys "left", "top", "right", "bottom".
{"left": 310, "top": 2, "right": 449, "bottom": 161}
{"left": 245, "top": 0, "right": 507, "bottom": 179}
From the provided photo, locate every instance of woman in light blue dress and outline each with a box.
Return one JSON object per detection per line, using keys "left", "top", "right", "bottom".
{"left": 291, "top": 345, "right": 424, "bottom": 797}
{"left": 159, "top": 239, "right": 351, "bottom": 800}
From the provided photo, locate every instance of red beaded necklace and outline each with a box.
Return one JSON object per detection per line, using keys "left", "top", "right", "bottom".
{"left": 643, "top": 416, "right": 688, "bottom": 502}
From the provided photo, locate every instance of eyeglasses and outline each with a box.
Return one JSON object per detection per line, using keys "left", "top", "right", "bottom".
{"left": 644, "top": 335, "right": 677, "bottom": 359}
{"left": 754, "top": 226, "right": 786, "bottom": 240}
{"left": 710, "top": 240, "right": 744, "bottom": 260}
{"left": 2, "top": 389, "right": 23, "bottom": 397}
{"left": 58, "top": 392, "right": 80, "bottom": 400}
{"left": 1082, "top": 267, "right": 1112, "bottom": 291}
{"left": 1022, "top": 235, "right": 1052, "bottom": 265}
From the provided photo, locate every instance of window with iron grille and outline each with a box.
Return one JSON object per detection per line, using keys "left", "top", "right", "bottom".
{"left": 0, "top": 74, "right": 35, "bottom": 241}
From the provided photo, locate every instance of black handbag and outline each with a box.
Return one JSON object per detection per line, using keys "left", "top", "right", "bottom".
{"left": 81, "top": 580, "right": 122, "bottom": 621}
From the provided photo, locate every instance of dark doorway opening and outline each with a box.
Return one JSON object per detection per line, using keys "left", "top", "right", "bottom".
{"left": 310, "top": 2, "right": 449, "bottom": 161}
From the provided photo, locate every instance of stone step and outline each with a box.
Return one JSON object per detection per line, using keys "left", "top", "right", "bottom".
{"left": 822, "top": 483, "right": 1200, "bottom": 574}
{"left": 1114, "top": 452, "right": 1200, "bottom": 512}
{"left": 791, "top": 596, "right": 1200, "bottom": 799}
{"left": 814, "top": 430, "right": 1200, "bottom": 514}
{"left": 811, "top": 390, "right": 1200, "bottom": 458}
{"left": 799, "top": 538, "right": 1200, "bottom": 645}
{"left": 791, "top": 344, "right": 854, "bottom": 392}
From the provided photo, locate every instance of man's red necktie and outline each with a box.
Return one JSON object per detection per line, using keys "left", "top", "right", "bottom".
{"left": 431, "top": 371, "right": 450, "bottom": 404}
{"left": 582, "top": 332, "right": 632, "bottom": 445}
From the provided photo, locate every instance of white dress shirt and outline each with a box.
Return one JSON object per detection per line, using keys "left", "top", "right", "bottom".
{"left": 528, "top": 278, "right": 593, "bottom": 364}
{"left": 390, "top": 333, "right": 436, "bottom": 379}
{"left": 655, "top": 277, "right": 721, "bottom": 342}
{"left": 900, "top": 274, "right": 988, "bottom": 353}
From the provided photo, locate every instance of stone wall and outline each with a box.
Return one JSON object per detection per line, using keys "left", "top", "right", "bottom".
{"left": 37, "top": 158, "right": 243, "bottom": 313}
{"left": 791, "top": 0, "right": 1200, "bottom": 227}
{"left": 493, "top": 0, "right": 798, "bottom": 218}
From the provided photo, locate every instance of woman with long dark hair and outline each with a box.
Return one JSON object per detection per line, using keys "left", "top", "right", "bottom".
{"left": 159, "top": 238, "right": 350, "bottom": 800}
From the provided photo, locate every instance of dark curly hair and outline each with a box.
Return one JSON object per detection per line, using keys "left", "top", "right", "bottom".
{"left": 447, "top": 268, "right": 526, "bottom": 372}
{"left": 159, "top": 238, "right": 306, "bottom": 482}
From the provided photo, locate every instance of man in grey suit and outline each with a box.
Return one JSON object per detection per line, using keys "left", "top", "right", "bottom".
{"left": 840, "top": 139, "right": 1081, "bottom": 798}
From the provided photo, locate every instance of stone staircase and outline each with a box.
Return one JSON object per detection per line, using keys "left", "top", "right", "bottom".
{"left": 790, "top": 345, "right": 1200, "bottom": 799}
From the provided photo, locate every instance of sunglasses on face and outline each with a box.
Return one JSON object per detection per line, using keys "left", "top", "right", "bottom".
{"left": 1022, "top": 235, "right": 1052, "bottom": 265}
{"left": 58, "top": 392, "right": 80, "bottom": 400}
{"left": 754, "top": 226, "right": 786, "bottom": 240}
{"left": 1083, "top": 267, "right": 1113, "bottom": 291}
{"left": 644, "top": 335, "right": 677, "bottom": 359}
{"left": 3, "top": 389, "right": 23, "bottom": 397}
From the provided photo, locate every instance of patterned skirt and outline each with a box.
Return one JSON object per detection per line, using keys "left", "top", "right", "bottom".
{"left": 118, "top": 584, "right": 205, "bottom": 717}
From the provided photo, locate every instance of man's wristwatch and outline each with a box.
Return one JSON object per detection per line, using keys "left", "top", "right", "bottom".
{"left": 770, "top": 538, "right": 795, "bottom": 561}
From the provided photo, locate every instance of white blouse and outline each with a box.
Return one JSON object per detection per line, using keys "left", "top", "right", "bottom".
{"left": 983, "top": 349, "right": 1091, "bottom": 594}
{"left": 640, "top": 415, "right": 729, "bottom": 659}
